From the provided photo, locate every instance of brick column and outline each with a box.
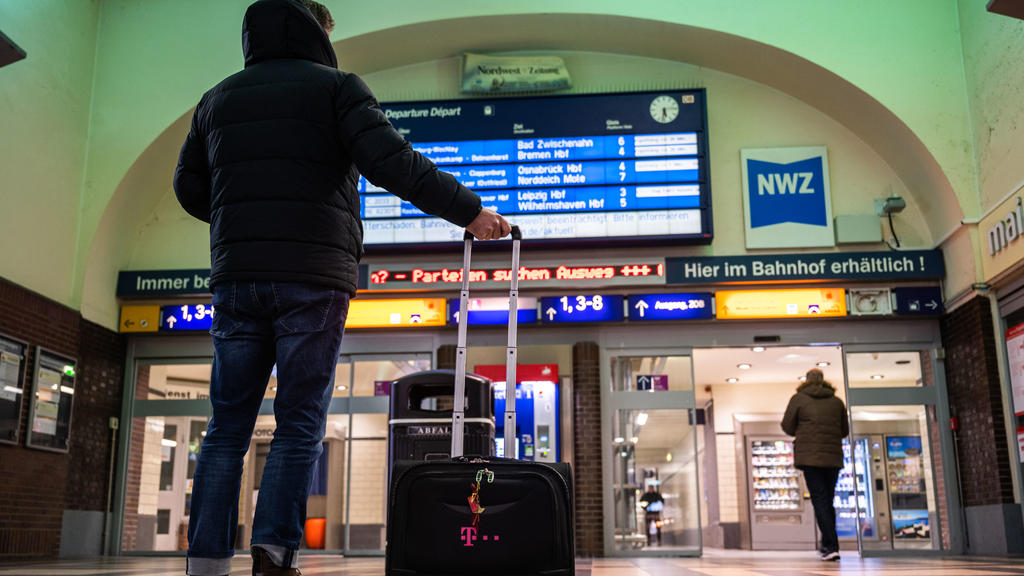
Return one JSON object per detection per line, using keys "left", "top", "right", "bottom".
{"left": 572, "top": 342, "right": 603, "bottom": 557}
{"left": 941, "top": 296, "right": 1021, "bottom": 554}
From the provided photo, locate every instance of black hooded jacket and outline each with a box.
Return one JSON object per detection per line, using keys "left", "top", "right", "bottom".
{"left": 781, "top": 380, "right": 850, "bottom": 469}
{"left": 173, "top": 0, "right": 482, "bottom": 294}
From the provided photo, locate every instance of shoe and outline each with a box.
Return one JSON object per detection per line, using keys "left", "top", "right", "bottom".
{"left": 818, "top": 550, "right": 840, "bottom": 561}
{"left": 252, "top": 548, "right": 302, "bottom": 576}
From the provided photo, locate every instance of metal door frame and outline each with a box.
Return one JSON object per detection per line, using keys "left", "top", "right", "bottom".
{"left": 601, "top": 347, "right": 701, "bottom": 557}
{"left": 110, "top": 337, "right": 432, "bottom": 558}
{"left": 839, "top": 342, "right": 964, "bottom": 556}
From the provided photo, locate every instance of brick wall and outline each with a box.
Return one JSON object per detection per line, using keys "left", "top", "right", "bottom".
{"left": 571, "top": 342, "right": 603, "bottom": 557}
{"left": 0, "top": 277, "right": 125, "bottom": 559}
{"left": 122, "top": 365, "right": 149, "bottom": 552}
{"left": 940, "top": 296, "right": 1016, "bottom": 507}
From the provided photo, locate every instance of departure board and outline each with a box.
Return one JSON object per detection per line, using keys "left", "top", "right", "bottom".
{"left": 359, "top": 90, "right": 711, "bottom": 249}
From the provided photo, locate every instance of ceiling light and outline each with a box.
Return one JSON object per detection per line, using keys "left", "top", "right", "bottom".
{"left": 636, "top": 412, "right": 649, "bottom": 426}
{"left": 271, "top": 386, "right": 278, "bottom": 391}
{"left": 614, "top": 437, "right": 625, "bottom": 443}
{"left": 336, "top": 385, "right": 348, "bottom": 391}
{"left": 870, "top": 374, "right": 885, "bottom": 380}
{"left": 726, "top": 377, "right": 739, "bottom": 383}
{"left": 737, "top": 363, "right": 752, "bottom": 370}
{"left": 751, "top": 347, "right": 766, "bottom": 353}
{"left": 161, "top": 439, "right": 178, "bottom": 448}
{"left": 817, "top": 361, "right": 831, "bottom": 367}
{"left": 666, "top": 453, "right": 673, "bottom": 462}
{"left": 631, "top": 437, "right": 639, "bottom": 444}
{"left": 798, "top": 376, "right": 806, "bottom": 382}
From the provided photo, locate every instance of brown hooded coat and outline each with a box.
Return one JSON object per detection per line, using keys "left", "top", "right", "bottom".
{"left": 781, "top": 380, "right": 850, "bottom": 469}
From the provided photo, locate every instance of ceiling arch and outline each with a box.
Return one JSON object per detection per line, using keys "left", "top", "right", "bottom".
{"left": 81, "top": 13, "right": 963, "bottom": 327}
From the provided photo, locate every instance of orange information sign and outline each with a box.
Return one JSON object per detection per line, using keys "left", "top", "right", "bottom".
{"left": 716, "top": 288, "right": 846, "bottom": 319}
{"left": 346, "top": 298, "right": 446, "bottom": 328}
{"left": 119, "top": 305, "right": 161, "bottom": 333}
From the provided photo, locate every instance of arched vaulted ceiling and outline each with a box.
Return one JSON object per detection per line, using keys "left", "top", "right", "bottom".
{"left": 82, "top": 14, "right": 963, "bottom": 326}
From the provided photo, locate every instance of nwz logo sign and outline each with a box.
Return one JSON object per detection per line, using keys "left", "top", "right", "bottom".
{"left": 757, "top": 172, "right": 815, "bottom": 196}
{"left": 746, "top": 155, "right": 828, "bottom": 228}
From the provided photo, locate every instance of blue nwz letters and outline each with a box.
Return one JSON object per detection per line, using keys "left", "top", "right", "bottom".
{"left": 747, "top": 156, "right": 827, "bottom": 228}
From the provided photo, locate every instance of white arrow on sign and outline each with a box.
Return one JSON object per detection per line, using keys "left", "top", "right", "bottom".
{"left": 166, "top": 316, "right": 177, "bottom": 329}
{"left": 635, "top": 300, "right": 649, "bottom": 318}
{"left": 546, "top": 307, "right": 557, "bottom": 321}
{"left": 925, "top": 300, "right": 939, "bottom": 310}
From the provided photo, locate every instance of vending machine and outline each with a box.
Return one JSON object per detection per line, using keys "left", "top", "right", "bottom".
{"left": 836, "top": 437, "right": 876, "bottom": 541}
{"left": 747, "top": 437, "right": 816, "bottom": 550}
{"left": 475, "top": 364, "right": 560, "bottom": 462}
{"left": 885, "top": 436, "right": 931, "bottom": 546}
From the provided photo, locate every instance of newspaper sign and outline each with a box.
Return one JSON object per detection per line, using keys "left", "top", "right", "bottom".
{"left": 461, "top": 53, "right": 571, "bottom": 94}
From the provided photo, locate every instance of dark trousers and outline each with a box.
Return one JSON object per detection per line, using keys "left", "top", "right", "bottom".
{"left": 802, "top": 466, "right": 841, "bottom": 553}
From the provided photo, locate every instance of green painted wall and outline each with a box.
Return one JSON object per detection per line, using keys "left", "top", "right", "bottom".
{"left": 0, "top": 0, "right": 99, "bottom": 304}
{"left": 0, "top": 0, "right": 998, "bottom": 318}
{"left": 74, "top": 2, "right": 977, "bottom": 310}
{"left": 958, "top": 1, "right": 1024, "bottom": 212}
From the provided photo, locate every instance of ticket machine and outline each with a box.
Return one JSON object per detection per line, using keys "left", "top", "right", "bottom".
{"left": 474, "top": 364, "right": 560, "bottom": 463}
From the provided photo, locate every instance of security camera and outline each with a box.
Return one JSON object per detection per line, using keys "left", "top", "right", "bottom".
{"left": 875, "top": 196, "right": 906, "bottom": 216}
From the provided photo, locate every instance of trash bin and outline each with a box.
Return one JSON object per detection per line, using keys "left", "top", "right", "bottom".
{"left": 388, "top": 370, "right": 494, "bottom": 477}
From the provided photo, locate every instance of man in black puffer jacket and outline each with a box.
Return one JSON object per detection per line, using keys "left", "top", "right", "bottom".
{"left": 781, "top": 368, "right": 850, "bottom": 563}
{"left": 173, "top": 1, "right": 509, "bottom": 575}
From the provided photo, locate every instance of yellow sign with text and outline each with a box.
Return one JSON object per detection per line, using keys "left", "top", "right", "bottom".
{"left": 346, "top": 298, "right": 446, "bottom": 328}
{"left": 119, "top": 305, "right": 161, "bottom": 333}
{"left": 716, "top": 288, "right": 847, "bottom": 319}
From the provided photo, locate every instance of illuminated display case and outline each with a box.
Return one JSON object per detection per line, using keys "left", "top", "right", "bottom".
{"left": 750, "top": 439, "right": 802, "bottom": 511}
{"left": 836, "top": 437, "right": 875, "bottom": 539}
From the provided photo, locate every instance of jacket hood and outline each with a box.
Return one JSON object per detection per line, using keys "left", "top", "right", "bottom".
{"left": 798, "top": 381, "right": 837, "bottom": 399}
{"left": 242, "top": 0, "right": 337, "bottom": 69}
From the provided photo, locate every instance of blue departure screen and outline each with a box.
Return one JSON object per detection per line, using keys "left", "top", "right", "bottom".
{"left": 360, "top": 90, "right": 711, "bottom": 248}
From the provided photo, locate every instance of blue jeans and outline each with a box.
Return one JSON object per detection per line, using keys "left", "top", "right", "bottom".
{"left": 187, "top": 281, "right": 350, "bottom": 576}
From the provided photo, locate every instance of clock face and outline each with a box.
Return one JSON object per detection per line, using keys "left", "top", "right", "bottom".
{"left": 650, "top": 95, "right": 679, "bottom": 124}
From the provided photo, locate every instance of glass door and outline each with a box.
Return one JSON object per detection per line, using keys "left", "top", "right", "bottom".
{"left": 604, "top": 350, "right": 700, "bottom": 556}
{"left": 841, "top": 345, "right": 960, "bottom": 554}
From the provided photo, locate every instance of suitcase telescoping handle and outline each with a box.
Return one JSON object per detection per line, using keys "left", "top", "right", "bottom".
{"left": 451, "top": 226, "right": 522, "bottom": 459}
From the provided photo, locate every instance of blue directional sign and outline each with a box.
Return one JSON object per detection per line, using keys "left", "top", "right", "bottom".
{"left": 448, "top": 298, "right": 538, "bottom": 326}
{"left": 540, "top": 295, "right": 624, "bottom": 323}
{"left": 628, "top": 293, "right": 713, "bottom": 321}
{"left": 160, "top": 304, "right": 215, "bottom": 331}
{"left": 893, "top": 287, "right": 943, "bottom": 316}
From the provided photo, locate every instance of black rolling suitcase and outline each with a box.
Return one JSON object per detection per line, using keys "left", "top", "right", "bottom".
{"left": 386, "top": 227, "right": 575, "bottom": 576}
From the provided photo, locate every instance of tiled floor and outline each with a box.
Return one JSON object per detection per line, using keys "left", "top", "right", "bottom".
{"left": 1, "top": 553, "right": 1023, "bottom": 576}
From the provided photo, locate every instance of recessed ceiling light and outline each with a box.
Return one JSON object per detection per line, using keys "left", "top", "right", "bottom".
{"left": 870, "top": 374, "right": 885, "bottom": 380}
{"left": 737, "top": 363, "right": 752, "bottom": 370}
{"left": 614, "top": 437, "right": 625, "bottom": 443}
{"left": 726, "top": 377, "right": 739, "bottom": 383}
{"left": 636, "top": 412, "right": 649, "bottom": 426}
{"left": 798, "top": 376, "right": 806, "bottom": 382}
{"left": 752, "top": 347, "right": 766, "bottom": 353}
{"left": 631, "top": 437, "right": 639, "bottom": 444}
{"left": 336, "top": 385, "right": 348, "bottom": 391}
{"left": 817, "top": 361, "right": 831, "bottom": 367}
{"left": 666, "top": 453, "right": 673, "bottom": 462}
{"left": 271, "top": 386, "right": 278, "bottom": 391}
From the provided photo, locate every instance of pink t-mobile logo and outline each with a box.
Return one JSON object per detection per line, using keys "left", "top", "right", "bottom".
{"left": 460, "top": 526, "right": 500, "bottom": 547}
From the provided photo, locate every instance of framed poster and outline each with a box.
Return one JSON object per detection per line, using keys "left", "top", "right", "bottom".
{"left": 0, "top": 333, "right": 28, "bottom": 445}
{"left": 25, "top": 347, "right": 76, "bottom": 453}
{"left": 1005, "top": 322, "right": 1024, "bottom": 417}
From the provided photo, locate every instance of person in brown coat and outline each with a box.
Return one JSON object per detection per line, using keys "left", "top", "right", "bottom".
{"left": 781, "top": 368, "right": 850, "bottom": 561}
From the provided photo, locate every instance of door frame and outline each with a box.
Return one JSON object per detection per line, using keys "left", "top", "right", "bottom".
{"left": 110, "top": 336, "right": 433, "bottom": 557}
{"left": 839, "top": 342, "right": 964, "bottom": 556}
{"left": 601, "top": 346, "right": 702, "bottom": 557}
